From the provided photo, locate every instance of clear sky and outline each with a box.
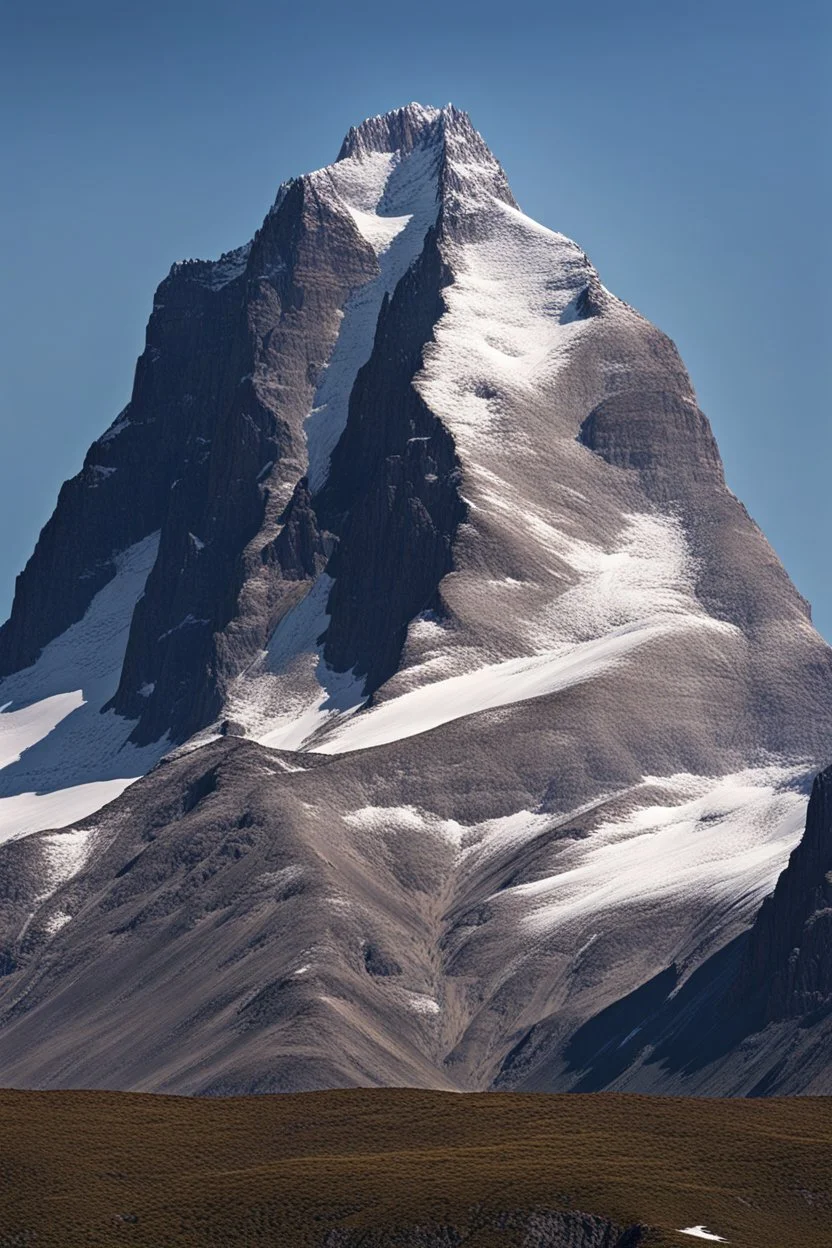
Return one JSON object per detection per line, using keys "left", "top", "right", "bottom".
{"left": 1, "top": 1, "right": 829, "bottom": 633}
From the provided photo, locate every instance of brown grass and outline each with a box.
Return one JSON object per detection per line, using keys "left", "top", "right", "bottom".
{"left": 0, "top": 1087, "right": 830, "bottom": 1246}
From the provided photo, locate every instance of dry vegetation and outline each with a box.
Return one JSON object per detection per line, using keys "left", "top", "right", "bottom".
{"left": 0, "top": 1087, "right": 830, "bottom": 1246}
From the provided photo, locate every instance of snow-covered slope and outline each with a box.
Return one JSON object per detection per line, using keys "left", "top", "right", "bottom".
{"left": 0, "top": 103, "right": 830, "bottom": 1096}
{"left": 0, "top": 534, "right": 166, "bottom": 842}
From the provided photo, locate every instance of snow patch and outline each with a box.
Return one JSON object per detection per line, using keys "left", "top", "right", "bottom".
{"left": 0, "top": 533, "right": 167, "bottom": 843}
{"left": 678, "top": 1229, "right": 728, "bottom": 1243}
{"left": 0, "top": 692, "right": 84, "bottom": 771}
{"left": 100, "top": 409, "right": 131, "bottom": 443}
{"left": 405, "top": 991, "right": 441, "bottom": 1015}
{"left": 41, "top": 825, "right": 94, "bottom": 887}
{"left": 313, "top": 611, "right": 727, "bottom": 756}
{"left": 0, "top": 783, "right": 133, "bottom": 843}
{"left": 227, "top": 575, "right": 366, "bottom": 751}
{"left": 416, "top": 197, "right": 592, "bottom": 463}
{"left": 158, "top": 614, "right": 209, "bottom": 640}
{"left": 514, "top": 765, "right": 809, "bottom": 933}
{"left": 270, "top": 756, "right": 306, "bottom": 774}
{"left": 44, "top": 910, "right": 73, "bottom": 937}
{"left": 343, "top": 805, "right": 464, "bottom": 847}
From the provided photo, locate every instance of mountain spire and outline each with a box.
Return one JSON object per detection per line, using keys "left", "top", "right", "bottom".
{"left": 336, "top": 101, "right": 442, "bottom": 160}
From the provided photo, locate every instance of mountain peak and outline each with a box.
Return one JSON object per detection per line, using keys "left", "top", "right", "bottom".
{"left": 335, "top": 101, "right": 490, "bottom": 162}
{"left": 3, "top": 103, "right": 832, "bottom": 1101}
{"left": 336, "top": 102, "right": 516, "bottom": 213}
{"left": 336, "top": 102, "right": 443, "bottom": 160}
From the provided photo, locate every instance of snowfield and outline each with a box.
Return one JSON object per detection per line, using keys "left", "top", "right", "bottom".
{"left": 315, "top": 615, "right": 717, "bottom": 755}
{"left": 513, "top": 764, "right": 809, "bottom": 934}
{"left": 0, "top": 781, "right": 137, "bottom": 844}
{"left": 416, "top": 197, "right": 594, "bottom": 465}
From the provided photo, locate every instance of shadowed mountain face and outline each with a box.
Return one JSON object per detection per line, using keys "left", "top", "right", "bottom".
{"left": 0, "top": 103, "right": 831, "bottom": 1094}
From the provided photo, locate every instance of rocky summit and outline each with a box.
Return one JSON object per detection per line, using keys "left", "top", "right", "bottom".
{"left": 0, "top": 103, "right": 830, "bottom": 1096}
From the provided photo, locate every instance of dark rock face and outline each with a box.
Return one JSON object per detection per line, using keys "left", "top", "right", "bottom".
{"left": 321, "top": 1209, "right": 645, "bottom": 1247}
{"left": 0, "top": 239, "right": 260, "bottom": 682}
{"left": 318, "top": 231, "right": 466, "bottom": 695}
{"left": 562, "top": 277, "right": 609, "bottom": 321}
{"left": 339, "top": 103, "right": 443, "bottom": 160}
{"left": 262, "top": 478, "right": 326, "bottom": 582}
{"left": 108, "top": 176, "right": 382, "bottom": 743}
{"left": 738, "top": 765, "right": 832, "bottom": 1023}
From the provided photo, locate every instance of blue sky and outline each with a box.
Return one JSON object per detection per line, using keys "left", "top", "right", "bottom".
{"left": 1, "top": 1, "right": 830, "bottom": 632}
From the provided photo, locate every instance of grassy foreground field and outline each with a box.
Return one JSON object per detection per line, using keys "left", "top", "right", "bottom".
{"left": 0, "top": 1087, "right": 829, "bottom": 1246}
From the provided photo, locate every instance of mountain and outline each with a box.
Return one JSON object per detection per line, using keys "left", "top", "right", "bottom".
{"left": 0, "top": 103, "right": 830, "bottom": 1095}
